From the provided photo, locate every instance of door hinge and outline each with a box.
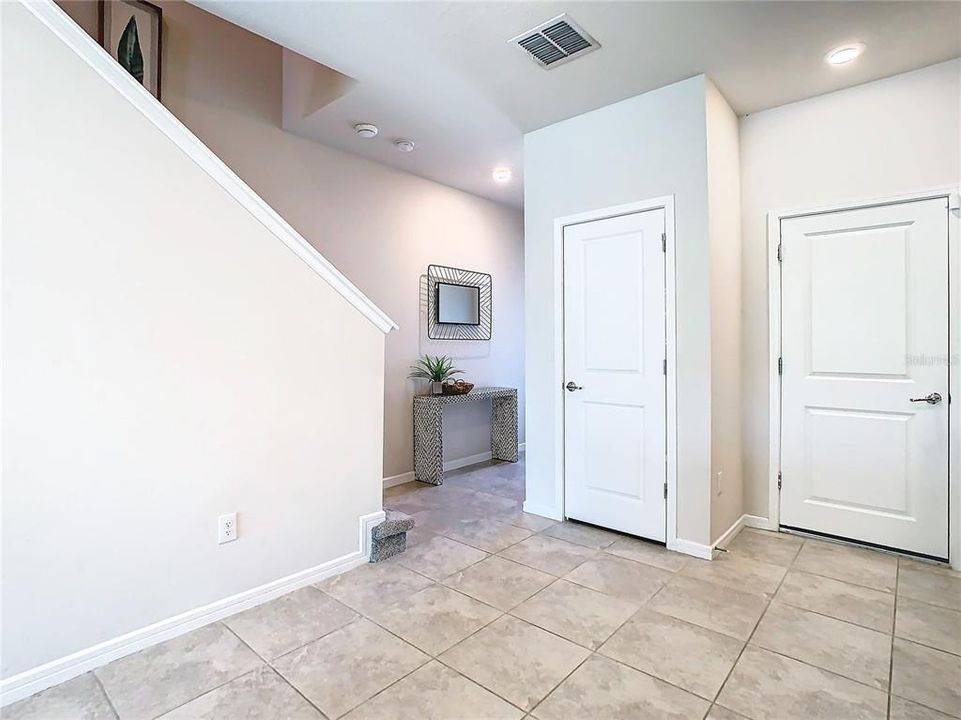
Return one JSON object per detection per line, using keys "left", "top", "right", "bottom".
{"left": 777, "top": 242, "right": 782, "bottom": 262}
{"left": 777, "top": 471, "right": 782, "bottom": 491}
{"left": 663, "top": 482, "right": 668, "bottom": 499}
{"left": 661, "top": 233, "right": 666, "bottom": 252}
{"left": 778, "top": 357, "right": 783, "bottom": 375}
{"left": 663, "top": 358, "right": 667, "bottom": 375}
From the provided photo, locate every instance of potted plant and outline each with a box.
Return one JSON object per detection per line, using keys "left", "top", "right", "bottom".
{"left": 408, "top": 355, "right": 463, "bottom": 395}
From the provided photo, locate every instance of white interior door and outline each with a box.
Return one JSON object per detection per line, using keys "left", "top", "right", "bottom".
{"left": 564, "top": 209, "right": 666, "bottom": 541}
{"left": 780, "top": 197, "right": 949, "bottom": 559}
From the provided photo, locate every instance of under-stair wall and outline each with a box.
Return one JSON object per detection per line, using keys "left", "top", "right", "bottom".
{"left": 1, "top": 0, "right": 394, "bottom": 703}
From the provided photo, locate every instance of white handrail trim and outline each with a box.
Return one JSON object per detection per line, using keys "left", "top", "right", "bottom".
{"left": 21, "top": 0, "right": 398, "bottom": 334}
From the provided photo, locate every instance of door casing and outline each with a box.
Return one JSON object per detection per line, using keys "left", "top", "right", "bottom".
{"left": 768, "top": 187, "right": 961, "bottom": 570}
{"left": 548, "top": 196, "right": 684, "bottom": 555}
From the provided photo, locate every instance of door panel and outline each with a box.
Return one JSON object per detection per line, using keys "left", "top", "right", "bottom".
{"left": 564, "top": 209, "right": 666, "bottom": 540}
{"left": 780, "top": 198, "right": 949, "bottom": 559}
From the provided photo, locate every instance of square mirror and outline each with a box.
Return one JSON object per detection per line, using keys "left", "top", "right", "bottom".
{"left": 437, "top": 283, "right": 480, "bottom": 325}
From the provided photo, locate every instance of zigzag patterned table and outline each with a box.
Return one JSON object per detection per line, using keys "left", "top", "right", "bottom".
{"left": 413, "top": 387, "right": 518, "bottom": 485}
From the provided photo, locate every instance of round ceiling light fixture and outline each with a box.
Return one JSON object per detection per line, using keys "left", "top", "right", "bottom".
{"left": 353, "top": 122, "right": 379, "bottom": 138}
{"left": 394, "top": 139, "right": 415, "bottom": 153}
{"left": 492, "top": 167, "right": 513, "bottom": 183}
{"left": 825, "top": 43, "right": 865, "bottom": 66}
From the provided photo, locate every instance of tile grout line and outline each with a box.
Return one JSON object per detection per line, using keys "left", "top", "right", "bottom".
{"left": 886, "top": 560, "right": 899, "bottom": 720}
{"left": 708, "top": 536, "right": 806, "bottom": 713}
{"left": 90, "top": 669, "right": 122, "bottom": 720}
{"left": 218, "top": 622, "right": 331, "bottom": 720}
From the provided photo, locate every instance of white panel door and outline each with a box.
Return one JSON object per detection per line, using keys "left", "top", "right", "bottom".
{"left": 564, "top": 209, "right": 666, "bottom": 540}
{"left": 781, "top": 197, "right": 949, "bottom": 559}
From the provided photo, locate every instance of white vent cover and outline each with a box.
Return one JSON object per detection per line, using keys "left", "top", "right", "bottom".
{"left": 509, "top": 14, "right": 600, "bottom": 69}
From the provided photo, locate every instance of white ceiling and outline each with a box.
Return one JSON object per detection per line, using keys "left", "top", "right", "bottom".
{"left": 193, "top": 1, "right": 961, "bottom": 208}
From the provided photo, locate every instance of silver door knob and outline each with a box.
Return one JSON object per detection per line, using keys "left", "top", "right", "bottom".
{"left": 909, "top": 392, "right": 942, "bottom": 405}
{"left": 566, "top": 381, "right": 583, "bottom": 392}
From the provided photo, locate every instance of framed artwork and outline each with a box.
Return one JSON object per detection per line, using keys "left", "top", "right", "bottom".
{"left": 99, "top": 0, "right": 163, "bottom": 100}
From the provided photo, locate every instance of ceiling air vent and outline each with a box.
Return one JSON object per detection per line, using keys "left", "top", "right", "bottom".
{"left": 510, "top": 14, "right": 600, "bottom": 69}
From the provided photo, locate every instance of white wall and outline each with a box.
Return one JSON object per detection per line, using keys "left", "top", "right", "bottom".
{"left": 56, "top": 0, "right": 525, "bottom": 481}
{"left": 740, "top": 59, "right": 961, "bottom": 521}
{"left": 524, "top": 76, "right": 715, "bottom": 546}
{"left": 2, "top": 3, "right": 386, "bottom": 680}
{"left": 706, "top": 81, "right": 744, "bottom": 541}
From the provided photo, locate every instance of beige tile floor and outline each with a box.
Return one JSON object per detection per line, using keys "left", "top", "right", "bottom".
{"left": 8, "top": 455, "right": 961, "bottom": 719}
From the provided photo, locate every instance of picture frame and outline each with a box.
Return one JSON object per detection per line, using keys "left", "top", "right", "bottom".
{"left": 99, "top": 0, "right": 163, "bottom": 101}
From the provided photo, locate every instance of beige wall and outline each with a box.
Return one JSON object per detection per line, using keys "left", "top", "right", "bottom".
{"left": 706, "top": 80, "right": 744, "bottom": 542}
{"left": 3, "top": 2, "right": 385, "bottom": 679}
{"left": 740, "top": 59, "right": 961, "bottom": 520}
{"left": 58, "top": 0, "right": 525, "bottom": 479}
{"left": 524, "top": 76, "right": 716, "bottom": 546}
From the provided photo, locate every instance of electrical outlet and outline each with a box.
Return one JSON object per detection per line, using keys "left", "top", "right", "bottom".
{"left": 218, "top": 512, "right": 237, "bottom": 544}
{"left": 715, "top": 471, "right": 723, "bottom": 496}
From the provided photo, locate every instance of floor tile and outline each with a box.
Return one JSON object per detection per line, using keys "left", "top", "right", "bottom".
{"left": 441, "top": 518, "right": 533, "bottom": 553}
{"left": 599, "top": 607, "right": 743, "bottom": 700}
{"left": 95, "top": 624, "right": 261, "bottom": 719}
{"left": 461, "top": 489, "right": 524, "bottom": 519}
{"left": 273, "top": 618, "right": 428, "bottom": 719}
{"left": 315, "top": 560, "right": 432, "bottom": 615}
{"left": 158, "top": 666, "right": 321, "bottom": 719}
{"left": 396, "top": 534, "right": 488, "bottom": 581}
{"left": 564, "top": 554, "right": 671, "bottom": 603}
{"left": 889, "top": 696, "right": 958, "bottom": 720}
{"left": 342, "top": 661, "right": 523, "bottom": 720}
{"left": 533, "top": 655, "right": 709, "bottom": 720}
{"left": 891, "top": 638, "right": 961, "bottom": 717}
{"left": 646, "top": 575, "right": 768, "bottom": 640}
{"left": 224, "top": 586, "right": 357, "bottom": 659}
{"left": 707, "top": 706, "right": 750, "bottom": 720}
{"left": 725, "top": 529, "right": 802, "bottom": 567}
{"left": 4, "top": 673, "right": 116, "bottom": 720}
{"left": 750, "top": 602, "right": 891, "bottom": 690}
{"left": 503, "top": 511, "right": 557, "bottom": 533}
{"left": 542, "top": 521, "right": 620, "bottom": 549}
{"left": 898, "top": 563, "right": 961, "bottom": 611}
{"left": 443, "top": 556, "right": 554, "bottom": 610}
{"left": 604, "top": 536, "right": 689, "bottom": 572}
{"left": 775, "top": 570, "right": 894, "bottom": 632}
{"left": 716, "top": 645, "right": 887, "bottom": 720}
{"left": 680, "top": 553, "right": 786, "bottom": 595}
{"left": 439, "top": 615, "right": 590, "bottom": 712}
{"left": 896, "top": 596, "right": 961, "bottom": 656}
{"left": 498, "top": 534, "right": 597, "bottom": 576}
{"left": 368, "top": 584, "right": 501, "bottom": 655}
{"left": 511, "top": 579, "right": 638, "bottom": 650}
{"left": 792, "top": 539, "right": 897, "bottom": 592}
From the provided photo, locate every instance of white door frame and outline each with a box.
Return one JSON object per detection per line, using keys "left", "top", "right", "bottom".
{"left": 767, "top": 186, "right": 961, "bottom": 569}
{"left": 552, "top": 196, "right": 679, "bottom": 551}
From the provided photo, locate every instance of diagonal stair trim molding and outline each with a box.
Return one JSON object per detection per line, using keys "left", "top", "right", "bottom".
{"left": 20, "top": 0, "right": 398, "bottom": 334}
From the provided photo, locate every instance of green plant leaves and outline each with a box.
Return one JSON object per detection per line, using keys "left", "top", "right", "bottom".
{"left": 407, "top": 354, "right": 464, "bottom": 382}
{"left": 117, "top": 16, "right": 144, "bottom": 85}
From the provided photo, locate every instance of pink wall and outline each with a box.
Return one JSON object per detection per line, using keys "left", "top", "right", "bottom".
{"left": 58, "top": 0, "right": 525, "bottom": 478}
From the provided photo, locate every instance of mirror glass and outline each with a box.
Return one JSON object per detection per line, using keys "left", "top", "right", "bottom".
{"left": 437, "top": 283, "right": 480, "bottom": 325}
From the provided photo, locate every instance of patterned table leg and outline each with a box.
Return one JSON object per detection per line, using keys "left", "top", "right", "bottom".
{"left": 413, "top": 400, "right": 444, "bottom": 485}
{"left": 491, "top": 391, "right": 518, "bottom": 463}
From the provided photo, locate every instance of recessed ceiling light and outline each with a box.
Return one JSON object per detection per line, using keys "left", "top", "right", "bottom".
{"left": 394, "top": 139, "right": 415, "bottom": 153}
{"left": 825, "top": 43, "right": 865, "bottom": 66}
{"left": 353, "top": 122, "right": 378, "bottom": 138}
{"left": 492, "top": 167, "right": 512, "bottom": 183}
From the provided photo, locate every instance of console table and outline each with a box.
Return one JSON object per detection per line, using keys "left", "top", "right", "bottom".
{"left": 413, "top": 387, "right": 518, "bottom": 485}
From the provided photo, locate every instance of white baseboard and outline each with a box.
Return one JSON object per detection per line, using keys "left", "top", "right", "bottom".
{"left": 522, "top": 501, "right": 564, "bottom": 521}
{"left": 742, "top": 514, "right": 777, "bottom": 532}
{"left": 383, "top": 444, "right": 526, "bottom": 488}
{"left": 0, "top": 511, "right": 383, "bottom": 708}
{"left": 712, "top": 514, "right": 747, "bottom": 551}
{"left": 668, "top": 537, "right": 715, "bottom": 560}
